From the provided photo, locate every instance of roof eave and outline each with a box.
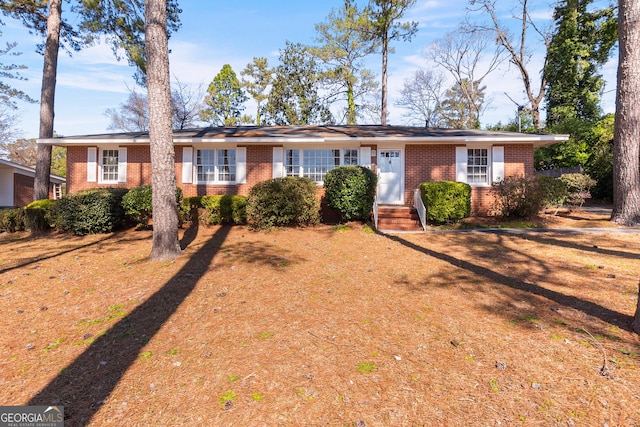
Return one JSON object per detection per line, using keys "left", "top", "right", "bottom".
{"left": 39, "top": 134, "right": 570, "bottom": 147}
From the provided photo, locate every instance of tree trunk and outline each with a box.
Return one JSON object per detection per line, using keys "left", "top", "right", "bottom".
{"left": 612, "top": 0, "right": 640, "bottom": 226}
{"left": 347, "top": 81, "right": 356, "bottom": 125}
{"left": 633, "top": 280, "right": 640, "bottom": 334}
{"left": 381, "top": 33, "right": 388, "bottom": 125}
{"left": 34, "top": 0, "right": 62, "bottom": 201}
{"left": 145, "top": 0, "right": 181, "bottom": 260}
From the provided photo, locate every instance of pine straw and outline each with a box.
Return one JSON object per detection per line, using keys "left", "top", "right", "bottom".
{"left": 0, "top": 215, "right": 639, "bottom": 426}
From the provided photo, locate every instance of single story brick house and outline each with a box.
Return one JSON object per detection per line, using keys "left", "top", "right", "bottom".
{"left": 0, "top": 158, "right": 65, "bottom": 208}
{"left": 38, "top": 125, "right": 567, "bottom": 217}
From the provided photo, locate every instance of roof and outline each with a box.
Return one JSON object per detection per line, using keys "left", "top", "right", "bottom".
{"left": 38, "top": 125, "right": 569, "bottom": 148}
{"left": 0, "top": 158, "right": 66, "bottom": 183}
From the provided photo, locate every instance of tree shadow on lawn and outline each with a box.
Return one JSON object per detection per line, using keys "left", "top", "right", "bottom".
{"left": 383, "top": 233, "right": 635, "bottom": 333}
{"left": 27, "top": 225, "right": 232, "bottom": 426}
{"left": 0, "top": 232, "right": 150, "bottom": 275}
{"left": 472, "top": 229, "right": 640, "bottom": 260}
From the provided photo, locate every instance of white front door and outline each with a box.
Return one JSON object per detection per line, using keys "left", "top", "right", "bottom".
{"left": 377, "top": 149, "right": 403, "bottom": 204}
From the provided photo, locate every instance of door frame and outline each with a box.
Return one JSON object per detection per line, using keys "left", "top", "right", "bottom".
{"left": 376, "top": 147, "right": 405, "bottom": 205}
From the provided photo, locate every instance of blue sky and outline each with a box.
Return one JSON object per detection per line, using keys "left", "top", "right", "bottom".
{"left": 1, "top": 0, "right": 617, "bottom": 138}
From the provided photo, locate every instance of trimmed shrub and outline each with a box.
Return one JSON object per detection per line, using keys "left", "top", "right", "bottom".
{"left": 122, "top": 185, "right": 153, "bottom": 227}
{"left": 323, "top": 166, "right": 377, "bottom": 222}
{"left": 247, "top": 177, "right": 320, "bottom": 229}
{"left": 24, "top": 199, "right": 57, "bottom": 232}
{"left": 419, "top": 181, "right": 471, "bottom": 224}
{"left": 181, "top": 196, "right": 203, "bottom": 224}
{"left": 492, "top": 176, "right": 533, "bottom": 218}
{"left": 200, "top": 195, "right": 247, "bottom": 225}
{"left": 491, "top": 175, "right": 568, "bottom": 219}
{"left": 537, "top": 175, "right": 568, "bottom": 211}
{"left": 56, "top": 188, "right": 128, "bottom": 235}
{"left": 182, "top": 196, "right": 203, "bottom": 210}
{"left": 0, "top": 208, "right": 26, "bottom": 232}
{"left": 122, "top": 185, "right": 187, "bottom": 228}
{"left": 560, "top": 173, "right": 596, "bottom": 208}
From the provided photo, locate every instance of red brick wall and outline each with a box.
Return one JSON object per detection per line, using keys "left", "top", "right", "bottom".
{"left": 125, "top": 145, "right": 152, "bottom": 188}
{"left": 13, "top": 173, "right": 34, "bottom": 207}
{"left": 66, "top": 146, "right": 87, "bottom": 194}
{"left": 65, "top": 143, "right": 535, "bottom": 216}
{"left": 401, "top": 144, "right": 535, "bottom": 215}
{"left": 404, "top": 144, "right": 456, "bottom": 203}
{"left": 504, "top": 144, "right": 534, "bottom": 177}
{"left": 11, "top": 173, "right": 59, "bottom": 207}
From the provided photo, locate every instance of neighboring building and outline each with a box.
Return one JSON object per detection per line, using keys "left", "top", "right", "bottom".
{"left": 0, "top": 158, "right": 65, "bottom": 208}
{"left": 39, "top": 125, "right": 567, "bottom": 215}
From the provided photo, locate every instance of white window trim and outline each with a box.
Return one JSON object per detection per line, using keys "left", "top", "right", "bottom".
{"left": 194, "top": 146, "right": 242, "bottom": 185}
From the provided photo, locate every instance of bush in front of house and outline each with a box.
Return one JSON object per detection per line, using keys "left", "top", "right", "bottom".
{"left": 491, "top": 176, "right": 538, "bottom": 218}
{"left": 419, "top": 181, "right": 471, "bottom": 224}
{"left": 56, "top": 188, "right": 128, "bottom": 235}
{"left": 0, "top": 208, "right": 26, "bottom": 232}
{"left": 537, "top": 175, "right": 568, "bottom": 211}
{"left": 122, "top": 185, "right": 153, "bottom": 228}
{"left": 181, "top": 196, "right": 202, "bottom": 223}
{"left": 560, "top": 173, "right": 596, "bottom": 208}
{"left": 122, "top": 185, "right": 187, "bottom": 228}
{"left": 247, "top": 177, "right": 320, "bottom": 229}
{"left": 200, "top": 195, "right": 247, "bottom": 225}
{"left": 24, "top": 199, "right": 57, "bottom": 232}
{"left": 491, "top": 175, "right": 568, "bottom": 219}
{"left": 323, "top": 166, "right": 378, "bottom": 222}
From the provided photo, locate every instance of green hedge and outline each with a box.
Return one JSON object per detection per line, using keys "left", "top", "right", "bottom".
{"left": 0, "top": 208, "right": 26, "bottom": 232}
{"left": 56, "top": 188, "right": 128, "bottom": 235}
{"left": 419, "top": 181, "right": 471, "bottom": 224}
{"left": 560, "top": 173, "right": 596, "bottom": 208}
{"left": 491, "top": 175, "right": 568, "bottom": 219}
{"left": 122, "top": 185, "right": 187, "bottom": 228}
{"left": 24, "top": 199, "right": 57, "bottom": 232}
{"left": 247, "top": 177, "right": 320, "bottom": 229}
{"left": 200, "top": 195, "right": 247, "bottom": 225}
{"left": 323, "top": 166, "right": 377, "bottom": 222}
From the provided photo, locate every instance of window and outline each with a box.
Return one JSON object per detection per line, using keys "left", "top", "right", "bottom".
{"left": 467, "top": 148, "right": 488, "bottom": 184}
{"left": 196, "top": 149, "right": 236, "bottom": 183}
{"left": 285, "top": 149, "right": 300, "bottom": 177}
{"left": 102, "top": 149, "right": 119, "bottom": 183}
{"left": 303, "top": 149, "right": 340, "bottom": 182}
{"left": 217, "top": 149, "right": 236, "bottom": 181}
{"left": 280, "top": 148, "right": 361, "bottom": 183}
{"left": 343, "top": 149, "right": 359, "bottom": 165}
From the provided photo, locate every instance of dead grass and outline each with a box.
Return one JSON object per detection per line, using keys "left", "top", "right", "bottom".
{"left": 1, "top": 210, "right": 639, "bottom": 426}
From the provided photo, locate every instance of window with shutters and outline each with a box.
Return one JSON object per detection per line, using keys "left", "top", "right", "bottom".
{"left": 196, "top": 149, "right": 236, "bottom": 183}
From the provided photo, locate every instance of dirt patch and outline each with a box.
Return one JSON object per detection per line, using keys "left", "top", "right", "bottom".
{"left": 1, "top": 211, "right": 639, "bottom": 426}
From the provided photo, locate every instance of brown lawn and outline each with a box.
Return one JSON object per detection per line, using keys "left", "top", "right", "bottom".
{"left": 0, "top": 209, "right": 639, "bottom": 426}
